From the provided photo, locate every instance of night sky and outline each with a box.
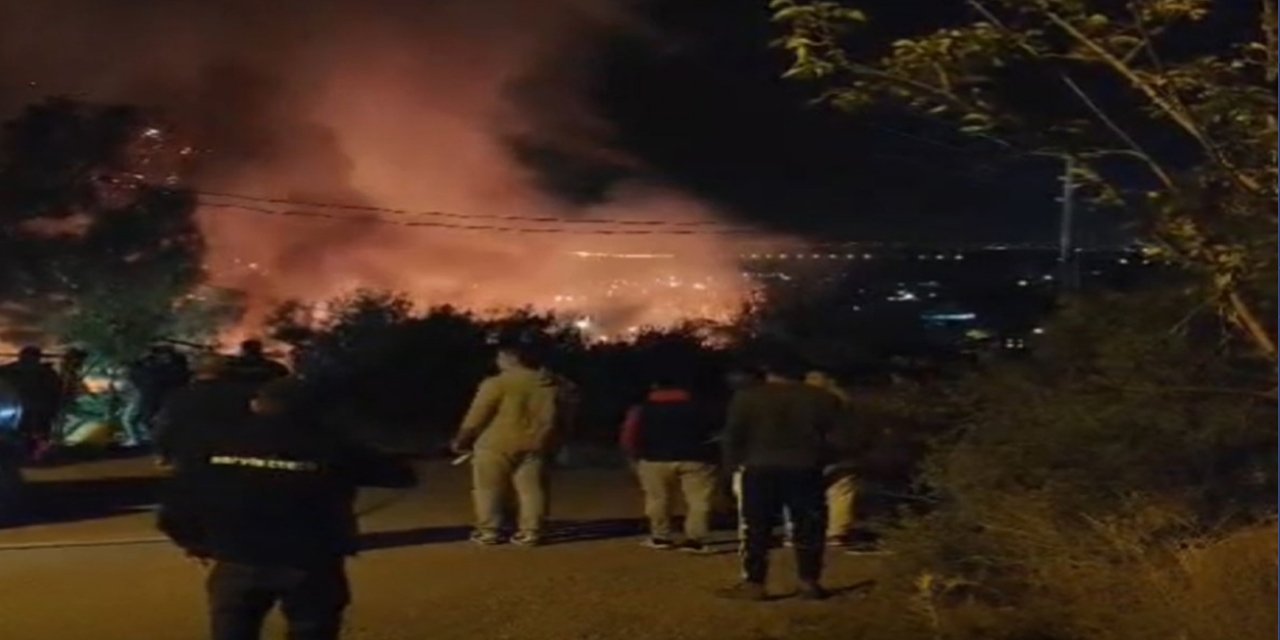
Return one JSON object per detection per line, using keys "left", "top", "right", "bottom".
{"left": 582, "top": 0, "right": 1070, "bottom": 244}
{"left": 0, "top": 0, "right": 1116, "bottom": 245}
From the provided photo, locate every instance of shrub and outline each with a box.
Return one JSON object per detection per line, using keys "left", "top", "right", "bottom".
{"left": 879, "top": 288, "right": 1276, "bottom": 639}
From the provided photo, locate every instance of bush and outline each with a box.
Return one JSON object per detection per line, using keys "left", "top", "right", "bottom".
{"left": 877, "top": 288, "right": 1276, "bottom": 640}
{"left": 268, "top": 291, "right": 732, "bottom": 451}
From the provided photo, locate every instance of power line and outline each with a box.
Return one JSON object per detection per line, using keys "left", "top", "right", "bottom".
{"left": 198, "top": 201, "right": 764, "bottom": 236}
{"left": 196, "top": 189, "right": 737, "bottom": 228}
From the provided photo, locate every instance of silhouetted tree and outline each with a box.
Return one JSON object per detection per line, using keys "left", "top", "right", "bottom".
{"left": 0, "top": 98, "right": 229, "bottom": 361}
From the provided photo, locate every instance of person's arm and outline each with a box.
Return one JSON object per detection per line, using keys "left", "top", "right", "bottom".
{"left": 722, "top": 391, "right": 750, "bottom": 469}
{"left": 452, "top": 378, "right": 501, "bottom": 452}
{"left": 619, "top": 405, "right": 642, "bottom": 459}
{"left": 816, "top": 393, "right": 843, "bottom": 467}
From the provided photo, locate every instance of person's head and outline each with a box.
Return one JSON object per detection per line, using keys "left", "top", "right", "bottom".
{"left": 17, "top": 346, "right": 42, "bottom": 365}
{"left": 251, "top": 378, "right": 303, "bottom": 416}
{"left": 495, "top": 341, "right": 544, "bottom": 372}
{"left": 240, "top": 339, "right": 264, "bottom": 359}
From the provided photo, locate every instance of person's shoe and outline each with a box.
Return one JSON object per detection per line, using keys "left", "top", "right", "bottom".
{"left": 715, "top": 581, "right": 768, "bottom": 601}
{"left": 825, "top": 536, "right": 850, "bottom": 548}
{"left": 510, "top": 532, "right": 543, "bottom": 547}
{"left": 641, "top": 537, "right": 676, "bottom": 550}
{"left": 469, "top": 531, "right": 504, "bottom": 546}
{"left": 797, "top": 582, "right": 830, "bottom": 601}
{"left": 676, "top": 540, "right": 710, "bottom": 555}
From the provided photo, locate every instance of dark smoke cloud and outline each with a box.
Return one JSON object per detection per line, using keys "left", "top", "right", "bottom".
{"left": 0, "top": 0, "right": 758, "bottom": 337}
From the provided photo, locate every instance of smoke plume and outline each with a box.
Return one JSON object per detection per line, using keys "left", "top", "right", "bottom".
{"left": 0, "top": 0, "right": 754, "bottom": 338}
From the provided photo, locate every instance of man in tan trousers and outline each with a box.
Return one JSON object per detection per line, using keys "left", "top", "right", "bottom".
{"left": 619, "top": 373, "right": 719, "bottom": 553}
{"left": 451, "top": 342, "right": 572, "bottom": 546}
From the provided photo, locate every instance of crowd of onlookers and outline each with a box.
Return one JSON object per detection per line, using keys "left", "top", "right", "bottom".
{"left": 150, "top": 339, "right": 880, "bottom": 639}
{"left": 0, "top": 346, "right": 82, "bottom": 459}
{"left": 446, "top": 342, "right": 871, "bottom": 604}
{"left": 4, "top": 337, "right": 897, "bottom": 638}
{"left": 0, "top": 340, "right": 289, "bottom": 461}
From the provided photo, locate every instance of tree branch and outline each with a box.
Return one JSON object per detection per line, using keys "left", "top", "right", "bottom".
{"left": 845, "top": 63, "right": 986, "bottom": 114}
{"left": 1059, "top": 75, "right": 1176, "bottom": 190}
{"left": 1043, "top": 11, "right": 1264, "bottom": 195}
{"left": 1128, "top": 6, "right": 1168, "bottom": 74}
{"left": 932, "top": 63, "right": 953, "bottom": 93}
{"left": 1226, "top": 290, "right": 1277, "bottom": 361}
{"left": 967, "top": 0, "right": 1176, "bottom": 193}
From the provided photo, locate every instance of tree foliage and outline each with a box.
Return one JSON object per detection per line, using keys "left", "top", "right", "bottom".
{"left": 768, "top": 5, "right": 1277, "bottom": 635}
{"left": 266, "top": 291, "right": 732, "bottom": 450}
{"left": 878, "top": 289, "right": 1276, "bottom": 639}
{"left": 0, "top": 98, "right": 225, "bottom": 360}
{"left": 770, "top": 0, "right": 1277, "bottom": 360}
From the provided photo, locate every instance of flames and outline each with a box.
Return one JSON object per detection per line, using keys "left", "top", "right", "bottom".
{"left": 0, "top": 0, "right": 780, "bottom": 344}
{"left": 197, "top": 189, "right": 758, "bottom": 339}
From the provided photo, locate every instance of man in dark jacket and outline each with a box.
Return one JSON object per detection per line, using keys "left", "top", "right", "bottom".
{"left": 0, "top": 346, "right": 61, "bottom": 459}
{"left": 719, "top": 355, "right": 840, "bottom": 601}
{"left": 227, "top": 340, "right": 290, "bottom": 388}
{"left": 152, "top": 354, "right": 254, "bottom": 469}
{"left": 123, "top": 345, "right": 192, "bottom": 446}
{"left": 158, "top": 378, "right": 415, "bottom": 640}
{"left": 620, "top": 374, "right": 718, "bottom": 553}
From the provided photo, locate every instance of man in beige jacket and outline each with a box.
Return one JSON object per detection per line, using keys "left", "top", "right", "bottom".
{"left": 451, "top": 343, "right": 573, "bottom": 546}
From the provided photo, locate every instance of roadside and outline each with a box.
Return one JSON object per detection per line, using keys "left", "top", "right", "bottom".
{"left": 0, "top": 458, "right": 896, "bottom": 640}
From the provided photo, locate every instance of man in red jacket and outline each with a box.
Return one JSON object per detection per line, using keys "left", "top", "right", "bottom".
{"left": 620, "top": 374, "right": 719, "bottom": 553}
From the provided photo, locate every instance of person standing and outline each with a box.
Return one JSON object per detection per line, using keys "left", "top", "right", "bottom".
{"left": 49, "top": 348, "right": 88, "bottom": 445}
{"left": 0, "top": 377, "right": 24, "bottom": 523}
{"left": 718, "top": 355, "right": 840, "bottom": 601}
{"left": 620, "top": 375, "right": 718, "bottom": 553}
{"left": 0, "top": 347, "right": 61, "bottom": 460}
{"left": 124, "top": 345, "right": 192, "bottom": 446}
{"left": 152, "top": 354, "right": 255, "bottom": 469}
{"left": 451, "top": 342, "right": 569, "bottom": 547}
{"left": 804, "top": 369, "right": 859, "bottom": 547}
{"left": 227, "top": 340, "right": 290, "bottom": 388}
{"left": 158, "top": 378, "right": 415, "bottom": 640}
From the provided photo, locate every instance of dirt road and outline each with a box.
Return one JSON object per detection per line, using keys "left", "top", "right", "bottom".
{"left": 0, "top": 459, "right": 889, "bottom": 640}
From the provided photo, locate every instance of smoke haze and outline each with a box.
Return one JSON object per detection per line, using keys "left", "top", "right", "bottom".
{"left": 0, "top": 0, "right": 755, "bottom": 336}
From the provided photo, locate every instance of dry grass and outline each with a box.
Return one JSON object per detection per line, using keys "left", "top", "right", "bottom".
{"left": 875, "top": 495, "right": 1277, "bottom": 640}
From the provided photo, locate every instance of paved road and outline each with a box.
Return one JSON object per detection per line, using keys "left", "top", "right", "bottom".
{"left": 0, "top": 459, "right": 887, "bottom": 640}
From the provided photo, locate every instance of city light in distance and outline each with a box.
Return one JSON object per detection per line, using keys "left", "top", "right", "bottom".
{"left": 571, "top": 251, "right": 675, "bottom": 259}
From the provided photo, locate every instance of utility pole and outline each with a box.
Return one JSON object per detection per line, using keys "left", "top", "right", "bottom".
{"left": 1058, "top": 155, "right": 1078, "bottom": 291}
